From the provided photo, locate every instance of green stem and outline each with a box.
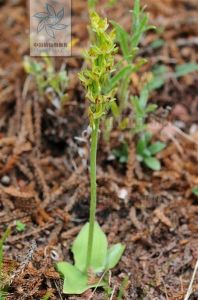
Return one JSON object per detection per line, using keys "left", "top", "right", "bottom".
{"left": 86, "top": 118, "right": 100, "bottom": 270}
{"left": 119, "top": 72, "right": 131, "bottom": 114}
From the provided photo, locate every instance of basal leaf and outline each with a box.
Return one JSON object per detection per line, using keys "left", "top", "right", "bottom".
{"left": 144, "top": 157, "right": 161, "bottom": 171}
{"left": 56, "top": 262, "right": 105, "bottom": 294}
{"left": 148, "top": 142, "right": 166, "bottom": 155}
{"left": 72, "top": 222, "right": 108, "bottom": 273}
{"left": 105, "top": 243, "right": 125, "bottom": 270}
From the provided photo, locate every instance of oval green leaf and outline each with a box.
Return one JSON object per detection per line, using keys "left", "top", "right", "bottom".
{"left": 148, "top": 142, "right": 166, "bottom": 155}
{"left": 144, "top": 157, "right": 161, "bottom": 171}
{"left": 105, "top": 243, "right": 125, "bottom": 270}
{"left": 56, "top": 262, "right": 105, "bottom": 294}
{"left": 72, "top": 222, "right": 108, "bottom": 273}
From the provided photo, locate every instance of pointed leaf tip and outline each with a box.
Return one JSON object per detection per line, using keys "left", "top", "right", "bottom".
{"left": 105, "top": 243, "right": 125, "bottom": 270}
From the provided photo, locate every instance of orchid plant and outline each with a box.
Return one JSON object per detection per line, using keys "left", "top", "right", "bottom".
{"left": 56, "top": 12, "right": 125, "bottom": 295}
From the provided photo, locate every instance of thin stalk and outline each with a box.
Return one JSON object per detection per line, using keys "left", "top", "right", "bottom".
{"left": 86, "top": 118, "right": 100, "bottom": 269}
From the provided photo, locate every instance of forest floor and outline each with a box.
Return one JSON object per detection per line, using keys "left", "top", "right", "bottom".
{"left": 0, "top": 0, "right": 198, "bottom": 299}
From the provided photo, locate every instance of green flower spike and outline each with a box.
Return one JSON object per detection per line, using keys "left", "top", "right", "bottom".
{"left": 56, "top": 12, "right": 125, "bottom": 295}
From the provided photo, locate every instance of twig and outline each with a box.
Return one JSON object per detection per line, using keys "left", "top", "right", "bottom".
{"left": 109, "top": 285, "right": 116, "bottom": 300}
{"left": 87, "top": 270, "right": 108, "bottom": 300}
{"left": 184, "top": 260, "right": 198, "bottom": 300}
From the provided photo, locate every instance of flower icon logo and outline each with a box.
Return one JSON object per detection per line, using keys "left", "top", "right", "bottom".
{"left": 33, "top": 3, "right": 67, "bottom": 39}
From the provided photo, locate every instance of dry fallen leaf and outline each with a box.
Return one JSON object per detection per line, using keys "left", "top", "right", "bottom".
{"left": 154, "top": 207, "right": 172, "bottom": 228}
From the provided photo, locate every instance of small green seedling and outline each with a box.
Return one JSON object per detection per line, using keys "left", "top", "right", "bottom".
{"left": 113, "top": 142, "right": 128, "bottom": 164}
{"left": 0, "top": 228, "right": 11, "bottom": 300}
{"left": 131, "top": 82, "right": 158, "bottom": 134}
{"left": 23, "top": 55, "right": 68, "bottom": 107}
{"left": 192, "top": 187, "right": 198, "bottom": 197}
{"left": 56, "top": 12, "right": 125, "bottom": 295}
{"left": 15, "top": 221, "right": 26, "bottom": 233}
{"left": 110, "top": 0, "right": 154, "bottom": 115}
{"left": 102, "top": 0, "right": 155, "bottom": 141}
{"left": 130, "top": 78, "right": 166, "bottom": 171}
{"left": 136, "top": 131, "right": 166, "bottom": 171}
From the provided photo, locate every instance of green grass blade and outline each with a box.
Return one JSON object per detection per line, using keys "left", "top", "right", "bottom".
{"left": 175, "top": 63, "right": 198, "bottom": 78}
{"left": 111, "top": 21, "right": 130, "bottom": 61}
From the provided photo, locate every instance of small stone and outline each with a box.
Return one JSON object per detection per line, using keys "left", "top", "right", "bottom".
{"left": 189, "top": 124, "right": 198, "bottom": 135}
{"left": 1, "top": 175, "right": 10, "bottom": 186}
{"left": 118, "top": 188, "right": 128, "bottom": 200}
